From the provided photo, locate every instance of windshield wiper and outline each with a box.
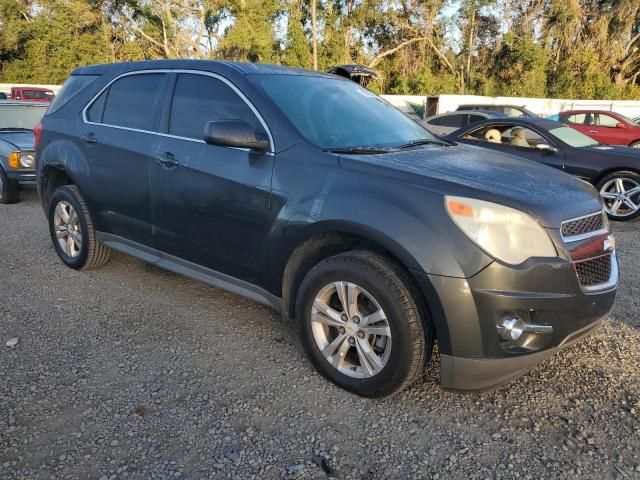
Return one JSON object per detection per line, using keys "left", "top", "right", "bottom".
{"left": 324, "top": 146, "right": 395, "bottom": 154}
{"left": 396, "top": 139, "right": 449, "bottom": 149}
{"left": 0, "top": 127, "right": 32, "bottom": 131}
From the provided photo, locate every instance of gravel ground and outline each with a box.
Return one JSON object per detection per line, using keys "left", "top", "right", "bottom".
{"left": 1, "top": 190, "right": 639, "bottom": 480}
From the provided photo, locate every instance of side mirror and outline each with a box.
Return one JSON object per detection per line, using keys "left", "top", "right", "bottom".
{"left": 203, "top": 120, "right": 269, "bottom": 152}
{"left": 535, "top": 143, "right": 558, "bottom": 154}
{"left": 616, "top": 122, "right": 627, "bottom": 129}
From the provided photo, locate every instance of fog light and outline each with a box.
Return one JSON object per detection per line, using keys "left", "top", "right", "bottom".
{"left": 498, "top": 315, "right": 525, "bottom": 341}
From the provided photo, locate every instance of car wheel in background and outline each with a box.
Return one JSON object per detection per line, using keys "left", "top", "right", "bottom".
{"left": 47, "top": 185, "right": 111, "bottom": 270}
{"left": 597, "top": 171, "right": 640, "bottom": 221}
{"left": 629, "top": 141, "right": 640, "bottom": 149}
{"left": 295, "top": 250, "right": 431, "bottom": 397}
{"left": 0, "top": 167, "right": 19, "bottom": 204}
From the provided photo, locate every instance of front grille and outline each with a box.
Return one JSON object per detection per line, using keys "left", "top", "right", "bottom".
{"left": 574, "top": 253, "right": 612, "bottom": 287}
{"left": 561, "top": 212, "right": 605, "bottom": 239}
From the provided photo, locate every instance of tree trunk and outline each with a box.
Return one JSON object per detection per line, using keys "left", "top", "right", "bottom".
{"left": 465, "top": 9, "right": 475, "bottom": 91}
{"left": 311, "top": 0, "right": 318, "bottom": 70}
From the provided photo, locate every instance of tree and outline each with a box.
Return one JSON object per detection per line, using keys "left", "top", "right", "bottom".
{"left": 282, "top": 1, "right": 311, "bottom": 67}
{"left": 0, "top": 0, "right": 637, "bottom": 99}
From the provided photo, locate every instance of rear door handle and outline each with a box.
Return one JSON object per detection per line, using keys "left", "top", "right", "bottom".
{"left": 589, "top": 130, "right": 599, "bottom": 133}
{"left": 81, "top": 133, "right": 97, "bottom": 144}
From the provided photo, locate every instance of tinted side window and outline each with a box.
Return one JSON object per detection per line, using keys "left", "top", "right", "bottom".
{"left": 427, "top": 117, "right": 442, "bottom": 126}
{"left": 101, "top": 74, "right": 165, "bottom": 131}
{"left": 169, "top": 74, "right": 265, "bottom": 140}
{"left": 468, "top": 114, "right": 485, "bottom": 124}
{"left": 438, "top": 114, "right": 464, "bottom": 128}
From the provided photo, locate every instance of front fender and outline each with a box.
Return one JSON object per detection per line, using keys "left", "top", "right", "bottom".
{"left": 268, "top": 146, "right": 493, "bottom": 295}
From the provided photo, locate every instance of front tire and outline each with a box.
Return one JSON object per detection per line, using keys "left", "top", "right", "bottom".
{"left": 48, "top": 185, "right": 111, "bottom": 270}
{"left": 295, "top": 251, "right": 431, "bottom": 398}
{"left": 0, "top": 167, "right": 19, "bottom": 204}
{"left": 629, "top": 141, "right": 640, "bottom": 149}
{"left": 597, "top": 171, "right": 640, "bottom": 221}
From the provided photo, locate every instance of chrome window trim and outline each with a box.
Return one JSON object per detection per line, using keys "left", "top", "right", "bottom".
{"left": 560, "top": 211, "right": 607, "bottom": 243}
{"left": 81, "top": 68, "right": 275, "bottom": 154}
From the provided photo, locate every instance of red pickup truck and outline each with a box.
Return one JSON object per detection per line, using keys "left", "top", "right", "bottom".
{"left": 10, "top": 87, "right": 55, "bottom": 103}
{"left": 559, "top": 110, "right": 640, "bottom": 148}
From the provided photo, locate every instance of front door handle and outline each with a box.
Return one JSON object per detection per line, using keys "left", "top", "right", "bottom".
{"left": 154, "top": 152, "right": 178, "bottom": 169}
{"left": 588, "top": 130, "right": 599, "bottom": 133}
{"left": 81, "top": 133, "right": 97, "bottom": 144}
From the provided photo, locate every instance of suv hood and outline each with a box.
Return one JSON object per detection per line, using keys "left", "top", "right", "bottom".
{"left": 0, "top": 131, "right": 35, "bottom": 151}
{"left": 339, "top": 143, "right": 601, "bottom": 228}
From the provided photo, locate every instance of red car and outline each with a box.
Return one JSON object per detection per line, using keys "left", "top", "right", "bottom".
{"left": 10, "top": 87, "right": 55, "bottom": 103}
{"left": 559, "top": 110, "right": 640, "bottom": 148}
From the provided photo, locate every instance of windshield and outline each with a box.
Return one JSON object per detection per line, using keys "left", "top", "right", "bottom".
{"left": 255, "top": 74, "right": 437, "bottom": 150}
{"left": 0, "top": 105, "right": 47, "bottom": 129}
{"left": 548, "top": 126, "right": 599, "bottom": 148}
{"left": 614, "top": 112, "right": 637, "bottom": 124}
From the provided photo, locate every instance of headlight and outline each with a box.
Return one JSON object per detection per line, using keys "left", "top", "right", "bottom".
{"left": 19, "top": 152, "right": 35, "bottom": 168}
{"left": 445, "top": 196, "right": 557, "bottom": 265}
{"left": 7, "top": 151, "right": 35, "bottom": 169}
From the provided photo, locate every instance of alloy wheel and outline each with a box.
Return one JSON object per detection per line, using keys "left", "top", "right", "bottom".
{"left": 53, "top": 201, "right": 82, "bottom": 257}
{"left": 600, "top": 177, "right": 640, "bottom": 218}
{"left": 311, "top": 281, "right": 392, "bottom": 378}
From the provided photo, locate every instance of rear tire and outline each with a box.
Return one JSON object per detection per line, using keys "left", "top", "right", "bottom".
{"left": 295, "top": 250, "right": 431, "bottom": 398}
{"left": 629, "top": 141, "right": 640, "bottom": 148}
{"left": 0, "top": 167, "right": 19, "bottom": 204}
{"left": 596, "top": 171, "right": 640, "bottom": 221}
{"left": 48, "top": 185, "right": 111, "bottom": 270}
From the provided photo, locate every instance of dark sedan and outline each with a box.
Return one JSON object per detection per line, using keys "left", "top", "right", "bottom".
{"left": 446, "top": 117, "right": 640, "bottom": 221}
{"left": 0, "top": 101, "right": 48, "bottom": 203}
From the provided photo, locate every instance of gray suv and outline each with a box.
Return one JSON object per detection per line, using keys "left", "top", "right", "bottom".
{"left": 36, "top": 60, "right": 618, "bottom": 397}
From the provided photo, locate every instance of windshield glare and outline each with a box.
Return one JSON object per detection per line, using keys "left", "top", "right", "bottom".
{"left": 548, "top": 126, "right": 598, "bottom": 148}
{"left": 0, "top": 105, "right": 47, "bottom": 130}
{"left": 256, "top": 75, "right": 436, "bottom": 150}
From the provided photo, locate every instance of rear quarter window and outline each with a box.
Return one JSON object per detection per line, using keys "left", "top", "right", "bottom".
{"left": 47, "top": 75, "right": 100, "bottom": 115}
{"left": 565, "top": 113, "right": 587, "bottom": 124}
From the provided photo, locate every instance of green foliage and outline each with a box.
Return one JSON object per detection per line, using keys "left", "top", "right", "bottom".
{"left": 0, "top": 0, "right": 111, "bottom": 83}
{"left": 218, "top": 0, "right": 279, "bottom": 62}
{"left": 282, "top": 6, "right": 311, "bottom": 67}
{"left": 492, "top": 34, "right": 548, "bottom": 98}
{"left": 0, "top": 0, "right": 637, "bottom": 100}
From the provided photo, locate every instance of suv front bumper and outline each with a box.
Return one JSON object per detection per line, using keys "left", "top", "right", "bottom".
{"left": 412, "top": 251, "right": 618, "bottom": 392}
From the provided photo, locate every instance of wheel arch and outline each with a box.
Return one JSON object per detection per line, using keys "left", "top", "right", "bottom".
{"left": 280, "top": 221, "right": 446, "bottom": 349}
{"left": 39, "top": 164, "right": 76, "bottom": 212}
{"left": 592, "top": 167, "right": 640, "bottom": 187}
